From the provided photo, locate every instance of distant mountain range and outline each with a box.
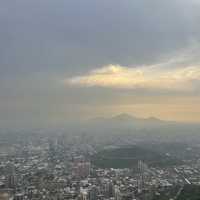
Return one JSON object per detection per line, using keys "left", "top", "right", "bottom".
{"left": 111, "top": 113, "right": 163, "bottom": 123}
{"left": 90, "top": 113, "right": 169, "bottom": 127}
{"left": 81, "top": 113, "right": 200, "bottom": 143}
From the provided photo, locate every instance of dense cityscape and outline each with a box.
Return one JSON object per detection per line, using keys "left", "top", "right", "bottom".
{"left": 1, "top": 128, "right": 200, "bottom": 200}
{"left": 1, "top": 0, "right": 200, "bottom": 199}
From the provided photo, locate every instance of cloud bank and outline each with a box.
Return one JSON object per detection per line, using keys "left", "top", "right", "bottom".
{"left": 66, "top": 64, "right": 200, "bottom": 92}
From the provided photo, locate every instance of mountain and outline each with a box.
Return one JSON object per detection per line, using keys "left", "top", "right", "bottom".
{"left": 91, "top": 113, "right": 165, "bottom": 126}
{"left": 111, "top": 113, "right": 139, "bottom": 122}
{"left": 80, "top": 114, "right": 200, "bottom": 144}
{"left": 144, "top": 116, "right": 162, "bottom": 123}
{"left": 91, "top": 145, "right": 182, "bottom": 168}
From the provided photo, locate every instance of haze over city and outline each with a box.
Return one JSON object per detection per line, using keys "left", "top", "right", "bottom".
{"left": 2, "top": 1, "right": 200, "bottom": 200}
{"left": 1, "top": 0, "right": 200, "bottom": 128}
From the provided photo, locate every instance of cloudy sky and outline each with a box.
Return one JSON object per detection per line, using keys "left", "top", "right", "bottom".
{"left": 1, "top": 0, "right": 200, "bottom": 127}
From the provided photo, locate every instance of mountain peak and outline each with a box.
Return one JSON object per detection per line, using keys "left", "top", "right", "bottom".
{"left": 112, "top": 113, "right": 137, "bottom": 121}
{"left": 90, "top": 114, "right": 164, "bottom": 124}
{"left": 145, "top": 116, "right": 161, "bottom": 122}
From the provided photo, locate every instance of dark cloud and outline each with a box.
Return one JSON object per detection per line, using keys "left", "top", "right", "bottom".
{"left": 0, "top": 0, "right": 199, "bottom": 76}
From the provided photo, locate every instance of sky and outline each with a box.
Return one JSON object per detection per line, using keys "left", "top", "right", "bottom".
{"left": 0, "top": 0, "right": 200, "bottom": 128}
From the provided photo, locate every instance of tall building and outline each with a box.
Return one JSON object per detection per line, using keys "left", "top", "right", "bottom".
{"left": 114, "top": 185, "right": 121, "bottom": 200}
{"left": 137, "top": 160, "right": 149, "bottom": 193}
{"left": 88, "top": 185, "right": 98, "bottom": 200}
{"left": 14, "top": 193, "right": 24, "bottom": 200}
{"left": 103, "top": 181, "right": 114, "bottom": 198}
{"left": 6, "top": 163, "right": 16, "bottom": 190}
{"left": 80, "top": 188, "right": 88, "bottom": 200}
{"left": 0, "top": 192, "right": 10, "bottom": 200}
{"left": 73, "top": 162, "right": 91, "bottom": 179}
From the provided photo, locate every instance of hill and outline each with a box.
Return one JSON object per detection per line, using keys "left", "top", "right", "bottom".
{"left": 91, "top": 146, "right": 181, "bottom": 168}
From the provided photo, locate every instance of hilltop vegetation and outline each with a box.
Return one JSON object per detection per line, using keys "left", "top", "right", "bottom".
{"left": 91, "top": 146, "right": 181, "bottom": 168}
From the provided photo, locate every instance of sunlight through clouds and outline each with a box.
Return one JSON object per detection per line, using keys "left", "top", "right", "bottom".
{"left": 66, "top": 64, "right": 200, "bottom": 92}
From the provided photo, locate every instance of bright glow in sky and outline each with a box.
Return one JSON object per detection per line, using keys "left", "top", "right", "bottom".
{"left": 67, "top": 64, "right": 200, "bottom": 91}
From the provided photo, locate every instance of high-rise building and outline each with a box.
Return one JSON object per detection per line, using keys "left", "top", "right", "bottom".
{"left": 6, "top": 163, "right": 16, "bottom": 190}
{"left": 0, "top": 192, "right": 10, "bottom": 200}
{"left": 88, "top": 185, "right": 98, "bottom": 200}
{"left": 73, "top": 162, "right": 91, "bottom": 179}
{"left": 137, "top": 160, "right": 149, "bottom": 193}
{"left": 103, "top": 181, "right": 114, "bottom": 198}
{"left": 14, "top": 193, "right": 24, "bottom": 200}
{"left": 114, "top": 185, "right": 121, "bottom": 200}
{"left": 80, "top": 188, "right": 88, "bottom": 200}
